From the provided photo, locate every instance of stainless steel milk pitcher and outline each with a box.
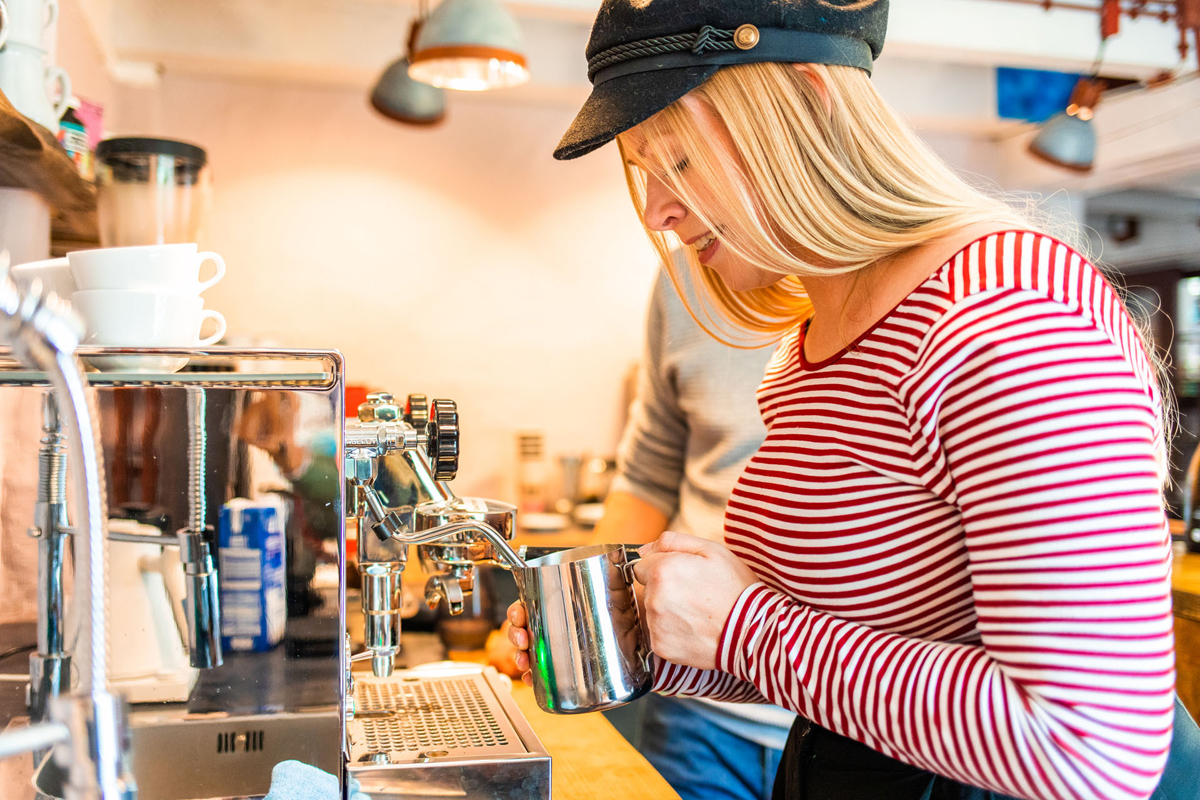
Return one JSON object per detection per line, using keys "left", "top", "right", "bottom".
{"left": 513, "top": 543, "right": 652, "bottom": 714}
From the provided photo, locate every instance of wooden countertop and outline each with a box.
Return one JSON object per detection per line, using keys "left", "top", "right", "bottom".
{"left": 438, "top": 644, "right": 678, "bottom": 800}
{"left": 1173, "top": 540, "right": 1200, "bottom": 622}
{"left": 509, "top": 683, "right": 679, "bottom": 800}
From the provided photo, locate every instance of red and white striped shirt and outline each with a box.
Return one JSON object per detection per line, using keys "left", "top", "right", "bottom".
{"left": 653, "top": 231, "right": 1174, "bottom": 800}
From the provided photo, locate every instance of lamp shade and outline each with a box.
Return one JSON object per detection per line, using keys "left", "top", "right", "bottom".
{"left": 1028, "top": 77, "right": 1103, "bottom": 173}
{"left": 371, "top": 56, "right": 447, "bottom": 125}
{"left": 409, "top": 0, "right": 530, "bottom": 91}
{"left": 1028, "top": 112, "right": 1096, "bottom": 172}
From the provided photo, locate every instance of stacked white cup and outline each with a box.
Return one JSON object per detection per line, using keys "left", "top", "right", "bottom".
{"left": 56, "top": 243, "right": 227, "bottom": 372}
{"left": 0, "top": 0, "right": 71, "bottom": 133}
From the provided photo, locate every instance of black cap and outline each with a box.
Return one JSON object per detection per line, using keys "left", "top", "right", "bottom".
{"left": 554, "top": 0, "right": 889, "bottom": 161}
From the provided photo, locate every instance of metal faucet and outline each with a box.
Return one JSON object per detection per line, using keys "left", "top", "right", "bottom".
{"left": 347, "top": 392, "right": 522, "bottom": 678}
{"left": 27, "top": 387, "right": 223, "bottom": 728}
{"left": 0, "top": 269, "right": 136, "bottom": 799}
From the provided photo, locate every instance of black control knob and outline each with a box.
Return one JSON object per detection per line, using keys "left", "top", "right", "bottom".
{"left": 426, "top": 399, "right": 459, "bottom": 481}
{"left": 404, "top": 394, "right": 430, "bottom": 427}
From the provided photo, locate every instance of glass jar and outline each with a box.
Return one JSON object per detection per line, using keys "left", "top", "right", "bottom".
{"left": 95, "top": 137, "right": 211, "bottom": 247}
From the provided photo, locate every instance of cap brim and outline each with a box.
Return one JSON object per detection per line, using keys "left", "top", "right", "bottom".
{"left": 553, "top": 65, "right": 721, "bottom": 161}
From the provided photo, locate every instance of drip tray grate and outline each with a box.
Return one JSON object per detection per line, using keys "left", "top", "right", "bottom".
{"left": 349, "top": 671, "right": 530, "bottom": 760}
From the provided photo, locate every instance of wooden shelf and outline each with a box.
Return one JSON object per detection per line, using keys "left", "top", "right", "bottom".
{"left": 0, "top": 89, "right": 98, "bottom": 249}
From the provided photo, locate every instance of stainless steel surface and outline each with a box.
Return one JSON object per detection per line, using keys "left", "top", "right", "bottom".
{"left": 406, "top": 519, "right": 524, "bottom": 571}
{"left": 30, "top": 706, "right": 340, "bottom": 800}
{"left": 49, "top": 693, "right": 137, "bottom": 800}
{"left": 0, "top": 347, "right": 339, "bottom": 388}
{"left": 0, "top": 721, "right": 68, "bottom": 760}
{"left": 0, "top": 275, "right": 132, "bottom": 799}
{"left": 360, "top": 565, "right": 402, "bottom": 678}
{"left": 402, "top": 449, "right": 453, "bottom": 504}
{"left": 413, "top": 498, "right": 518, "bottom": 569}
{"left": 176, "top": 530, "right": 222, "bottom": 671}
{"left": 515, "top": 543, "right": 651, "bottom": 714}
{"left": 518, "top": 543, "right": 642, "bottom": 563}
{"left": 346, "top": 667, "right": 550, "bottom": 800}
{"left": 30, "top": 394, "right": 71, "bottom": 730}
{"left": 347, "top": 392, "right": 473, "bottom": 678}
{"left": 179, "top": 387, "right": 223, "bottom": 670}
{"left": 0, "top": 346, "right": 346, "bottom": 800}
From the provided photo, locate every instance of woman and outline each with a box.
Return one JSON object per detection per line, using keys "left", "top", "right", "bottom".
{"left": 509, "top": 2, "right": 1175, "bottom": 799}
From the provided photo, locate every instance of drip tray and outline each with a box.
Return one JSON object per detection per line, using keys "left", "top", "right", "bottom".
{"left": 347, "top": 666, "right": 551, "bottom": 799}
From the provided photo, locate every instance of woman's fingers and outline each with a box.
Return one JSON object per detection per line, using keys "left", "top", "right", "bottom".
{"left": 507, "top": 600, "right": 527, "bottom": 627}
{"left": 506, "top": 622, "right": 529, "bottom": 649}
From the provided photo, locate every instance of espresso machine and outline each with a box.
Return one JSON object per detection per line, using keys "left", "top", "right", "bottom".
{"left": 343, "top": 391, "right": 550, "bottom": 798}
{"left": 0, "top": 282, "right": 548, "bottom": 799}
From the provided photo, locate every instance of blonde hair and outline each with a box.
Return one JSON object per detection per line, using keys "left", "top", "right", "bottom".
{"left": 618, "top": 61, "right": 1176, "bottom": 464}
{"left": 619, "top": 62, "right": 1036, "bottom": 346}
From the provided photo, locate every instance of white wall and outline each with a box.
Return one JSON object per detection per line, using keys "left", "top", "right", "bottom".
{"left": 111, "top": 75, "right": 658, "bottom": 501}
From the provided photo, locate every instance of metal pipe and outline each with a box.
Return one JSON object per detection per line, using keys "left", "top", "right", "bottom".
{"left": 389, "top": 521, "right": 525, "bottom": 569}
{"left": 29, "top": 392, "right": 71, "bottom": 729}
{"left": 179, "top": 388, "right": 222, "bottom": 669}
{"left": 48, "top": 346, "right": 109, "bottom": 697}
{"left": 0, "top": 270, "right": 136, "bottom": 798}
{"left": 402, "top": 448, "right": 454, "bottom": 504}
{"left": 0, "top": 722, "right": 69, "bottom": 760}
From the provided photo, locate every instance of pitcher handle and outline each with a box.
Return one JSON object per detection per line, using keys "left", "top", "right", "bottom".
{"left": 622, "top": 556, "right": 655, "bottom": 672}
{"left": 622, "top": 555, "right": 641, "bottom": 585}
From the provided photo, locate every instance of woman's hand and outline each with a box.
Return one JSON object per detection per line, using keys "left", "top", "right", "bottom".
{"left": 505, "top": 601, "right": 535, "bottom": 687}
{"left": 633, "top": 531, "right": 758, "bottom": 671}
{"left": 486, "top": 621, "right": 523, "bottom": 679}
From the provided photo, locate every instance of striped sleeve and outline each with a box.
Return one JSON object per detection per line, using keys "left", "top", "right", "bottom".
{"left": 657, "top": 290, "right": 1174, "bottom": 800}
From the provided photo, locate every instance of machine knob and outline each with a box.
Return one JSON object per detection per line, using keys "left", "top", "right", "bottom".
{"left": 359, "top": 392, "right": 400, "bottom": 422}
{"left": 404, "top": 394, "right": 429, "bottom": 427}
{"left": 426, "top": 399, "right": 459, "bottom": 481}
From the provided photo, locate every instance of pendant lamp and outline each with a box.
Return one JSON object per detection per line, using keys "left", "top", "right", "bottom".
{"left": 1028, "top": 77, "right": 1104, "bottom": 173}
{"left": 408, "top": 0, "right": 531, "bottom": 92}
{"left": 371, "top": 16, "right": 447, "bottom": 125}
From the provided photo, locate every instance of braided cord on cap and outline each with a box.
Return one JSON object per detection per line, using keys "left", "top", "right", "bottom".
{"left": 588, "top": 26, "right": 737, "bottom": 80}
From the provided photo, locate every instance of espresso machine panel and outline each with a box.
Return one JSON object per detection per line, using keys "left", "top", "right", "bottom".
{"left": 0, "top": 348, "right": 345, "bottom": 800}
{"left": 347, "top": 667, "right": 550, "bottom": 800}
{"left": 0, "top": 349, "right": 552, "bottom": 800}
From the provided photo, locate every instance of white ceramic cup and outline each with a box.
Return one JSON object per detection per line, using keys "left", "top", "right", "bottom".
{"left": 0, "top": 1, "right": 10, "bottom": 51}
{"left": 71, "top": 289, "right": 227, "bottom": 347}
{"left": 2, "top": 0, "right": 58, "bottom": 48}
{"left": 66, "top": 243, "right": 225, "bottom": 294}
{"left": 0, "top": 41, "right": 69, "bottom": 133}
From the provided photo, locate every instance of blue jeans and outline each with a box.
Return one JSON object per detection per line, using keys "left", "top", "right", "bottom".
{"left": 636, "top": 693, "right": 784, "bottom": 800}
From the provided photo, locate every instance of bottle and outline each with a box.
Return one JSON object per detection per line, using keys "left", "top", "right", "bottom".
{"left": 56, "top": 99, "right": 93, "bottom": 181}
{"left": 516, "top": 430, "right": 548, "bottom": 514}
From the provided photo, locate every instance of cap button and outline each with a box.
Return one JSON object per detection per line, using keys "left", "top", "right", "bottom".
{"left": 734, "top": 24, "right": 760, "bottom": 50}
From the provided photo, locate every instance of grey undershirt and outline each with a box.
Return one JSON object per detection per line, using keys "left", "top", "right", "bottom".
{"left": 611, "top": 260, "right": 796, "bottom": 751}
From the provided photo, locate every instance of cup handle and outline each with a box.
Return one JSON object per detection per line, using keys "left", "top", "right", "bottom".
{"left": 196, "top": 252, "right": 225, "bottom": 293}
{"left": 197, "top": 310, "right": 226, "bottom": 346}
{"left": 0, "top": 0, "right": 9, "bottom": 51}
{"left": 46, "top": 65, "right": 70, "bottom": 122}
{"left": 44, "top": 0, "right": 58, "bottom": 30}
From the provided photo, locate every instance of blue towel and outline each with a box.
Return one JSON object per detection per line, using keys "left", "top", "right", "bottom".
{"left": 263, "top": 760, "right": 368, "bottom": 800}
